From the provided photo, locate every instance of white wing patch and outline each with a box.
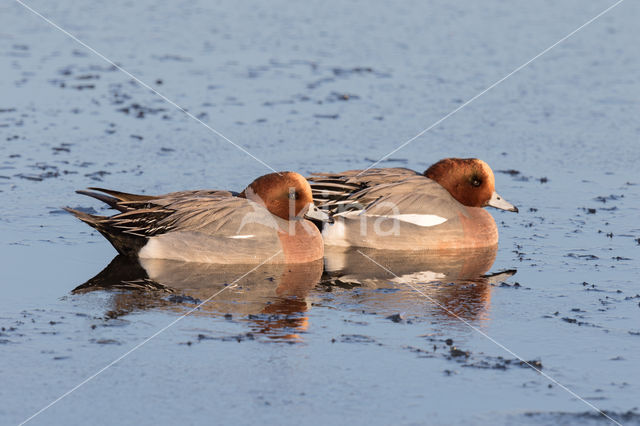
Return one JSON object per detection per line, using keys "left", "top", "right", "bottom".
{"left": 336, "top": 211, "right": 447, "bottom": 227}
{"left": 375, "top": 214, "right": 447, "bottom": 227}
{"left": 228, "top": 234, "right": 255, "bottom": 239}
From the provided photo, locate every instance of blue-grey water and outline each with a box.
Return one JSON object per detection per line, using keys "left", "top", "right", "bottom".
{"left": 1, "top": 1, "right": 639, "bottom": 425}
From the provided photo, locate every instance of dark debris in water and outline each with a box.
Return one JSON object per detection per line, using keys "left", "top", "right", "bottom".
{"left": 306, "top": 66, "right": 388, "bottom": 90}
{"left": 52, "top": 143, "right": 72, "bottom": 154}
{"left": 404, "top": 342, "right": 543, "bottom": 371}
{"left": 497, "top": 169, "right": 521, "bottom": 176}
{"left": 84, "top": 170, "right": 111, "bottom": 181}
{"left": 166, "top": 294, "right": 202, "bottom": 305}
{"left": 332, "top": 66, "right": 374, "bottom": 76}
{"left": 493, "top": 281, "right": 526, "bottom": 289}
{"left": 594, "top": 194, "right": 623, "bottom": 203}
{"left": 313, "top": 113, "right": 339, "bottom": 120}
{"left": 71, "top": 84, "right": 95, "bottom": 91}
{"left": 317, "top": 278, "right": 362, "bottom": 291}
{"left": 562, "top": 317, "right": 582, "bottom": 325}
{"left": 613, "top": 256, "right": 631, "bottom": 261}
{"left": 385, "top": 313, "right": 405, "bottom": 323}
{"left": 117, "top": 103, "right": 167, "bottom": 119}
{"left": 495, "top": 169, "right": 548, "bottom": 183}
{"left": 90, "top": 338, "right": 121, "bottom": 345}
{"left": 326, "top": 92, "right": 360, "bottom": 102}
{"left": 565, "top": 253, "right": 599, "bottom": 260}
{"left": 449, "top": 346, "right": 469, "bottom": 358}
{"left": 103, "top": 311, "right": 131, "bottom": 321}
{"left": 338, "top": 334, "right": 379, "bottom": 344}
{"left": 522, "top": 409, "right": 640, "bottom": 424}
{"left": 197, "top": 332, "right": 255, "bottom": 343}
{"left": 153, "top": 54, "right": 192, "bottom": 62}
{"left": 13, "top": 162, "right": 76, "bottom": 181}
{"left": 247, "top": 313, "right": 290, "bottom": 321}
{"left": 463, "top": 357, "right": 542, "bottom": 371}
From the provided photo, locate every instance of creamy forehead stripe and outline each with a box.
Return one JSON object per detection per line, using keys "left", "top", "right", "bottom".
{"left": 370, "top": 214, "right": 447, "bottom": 227}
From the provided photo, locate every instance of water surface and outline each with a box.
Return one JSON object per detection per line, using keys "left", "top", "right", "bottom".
{"left": 1, "top": 1, "right": 639, "bottom": 425}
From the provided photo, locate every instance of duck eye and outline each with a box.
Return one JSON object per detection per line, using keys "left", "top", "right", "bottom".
{"left": 471, "top": 178, "right": 481, "bottom": 187}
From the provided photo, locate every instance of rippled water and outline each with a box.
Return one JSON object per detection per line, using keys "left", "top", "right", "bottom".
{"left": 1, "top": 1, "right": 639, "bottom": 425}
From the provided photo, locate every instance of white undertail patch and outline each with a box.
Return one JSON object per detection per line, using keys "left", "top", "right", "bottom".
{"left": 138, "top": 238, "right": 163, "bottom": 260}
{"left": 321, "top": 221, "right": 349, "bottom": 247}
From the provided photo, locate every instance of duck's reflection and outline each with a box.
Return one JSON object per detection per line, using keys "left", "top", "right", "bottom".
{"left": 73, "top": 256, "right": 323, "bottom": 340}
{"left": 73, "top": 246, "right": 515, "bottom": 340}
{"left": 319, "top": 245, "right": 515, "bottom": 322}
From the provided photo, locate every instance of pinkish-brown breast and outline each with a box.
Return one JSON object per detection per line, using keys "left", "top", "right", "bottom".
{"left": 277, "top": 220, "right": 324, "bottom": 263}
{"left": 459, "top": 207, "right": 499, "bottom": 248}
{"left": 433, "top": 207, "right": 498, "bottom": 250}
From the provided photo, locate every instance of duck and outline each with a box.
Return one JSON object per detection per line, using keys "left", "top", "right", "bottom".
{"left": 65, "top": 172, "right": 331, "bottom": 264}
{"left": 307, "top": 158, "right": 518, "bottom": 250}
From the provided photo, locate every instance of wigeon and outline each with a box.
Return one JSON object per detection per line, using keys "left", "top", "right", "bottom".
{"left": 307, "top": 158, "right": 518, "bottom": 250}
{"left": 66, "top": 172, "right": 331, "bottom": 264}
